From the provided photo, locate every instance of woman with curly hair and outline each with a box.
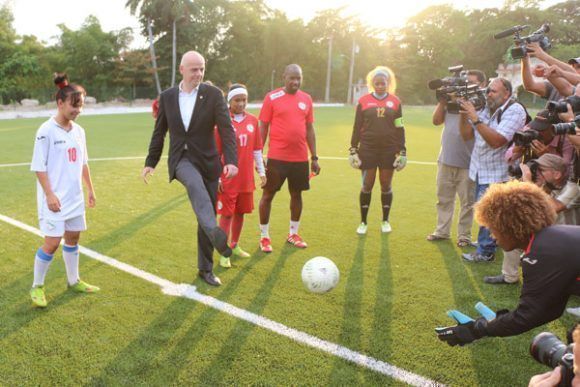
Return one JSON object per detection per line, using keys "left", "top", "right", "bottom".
{"left": 437, "top": 181, "right": 580, "bottom": 347}
{"left": 349, "top": 66, "right": 407, "bottom": 235}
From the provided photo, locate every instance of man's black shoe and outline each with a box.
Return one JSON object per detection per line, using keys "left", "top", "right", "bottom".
{"left": 462, "top": 252, "right": 494, "bottom": 262}
{"left": 198, "top": 270, "right": 222, "bottom": 286}
{"left": 483, "top": 274, "right": 517, "bottom": 285}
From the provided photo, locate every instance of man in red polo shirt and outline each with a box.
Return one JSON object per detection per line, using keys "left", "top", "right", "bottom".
{"left": 258, "top": 64, "right": 321, "bottom": 252}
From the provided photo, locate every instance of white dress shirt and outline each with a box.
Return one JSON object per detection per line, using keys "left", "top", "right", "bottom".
{"left": 178, "top": 81, "right": 199, "bottom": 131}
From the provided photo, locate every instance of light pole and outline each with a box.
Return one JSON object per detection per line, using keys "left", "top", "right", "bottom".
{"left": 325, "top": 36, "right": 333, "bottom": 103}
{"left": 346, "top": 37, "right": 357, "bottom": 105}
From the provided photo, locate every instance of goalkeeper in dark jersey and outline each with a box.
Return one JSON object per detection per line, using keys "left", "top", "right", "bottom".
{"left": 349, "top": 66, "right": 407, "bottom": 234}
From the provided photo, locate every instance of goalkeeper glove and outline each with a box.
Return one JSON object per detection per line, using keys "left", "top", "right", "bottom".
{"left": 435, "top": 302, "right": 497, "bottom": 347}
{"left": 348, "top": 147, "right": 361, "bottom": 169}
{"left": 393, "top": 151, "right": 407, "bottom": 171}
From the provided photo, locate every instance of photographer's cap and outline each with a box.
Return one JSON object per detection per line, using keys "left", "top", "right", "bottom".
{"left": 568, "top": 57, "right": 580, "bottom": 65}
{"left": 529, "top": 109, "right": 555, "bottom": 131}
{"left": 536, "top": 153, "right": 567, "bottom": 173}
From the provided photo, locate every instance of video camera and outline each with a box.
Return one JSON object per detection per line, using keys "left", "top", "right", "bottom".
{"left": 428, "top": 65, "right": 486, "bottom": 114}
{"left": 494, "top": 24, "right": 551, "bottom": 60}
{"left": 530, "top": 331, "right": 575, "bottom": 387}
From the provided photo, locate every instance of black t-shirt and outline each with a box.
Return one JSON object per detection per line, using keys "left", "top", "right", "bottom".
{"left": 485, "top": 225, "right": 580, "bottom": 337}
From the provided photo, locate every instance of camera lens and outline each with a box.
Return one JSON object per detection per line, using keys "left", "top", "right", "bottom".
{"left": 530, "top": 332, "right": 569, "bottom": 369}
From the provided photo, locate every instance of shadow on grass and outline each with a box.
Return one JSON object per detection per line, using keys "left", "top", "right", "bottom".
{"left": 0, "top": 273, "right": 78, "bottom": 341}
{"left": 369, "top": 235, "right": 394, "bottom": 373}
{"left": 328, "top": 237, "right": 367, "bottom": 384}
{"left": 194, "top": 244, "right": 297, "bottom": 385}
{"left": 88, "top": 244, "right": 296, "bottom": 385}
{"left": 436, "top": 241, "right": 503, "bottom": 385}
{"left": 87, "top": 193, "right": 188, "bottom": 252}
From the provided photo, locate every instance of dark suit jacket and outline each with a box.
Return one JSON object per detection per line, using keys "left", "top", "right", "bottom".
{"left": 145, "top": 83, "right": 237, "bottom": 181}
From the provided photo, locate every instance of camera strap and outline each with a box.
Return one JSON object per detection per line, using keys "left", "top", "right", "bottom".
{"left": 497, "top": 99, "right": 532, "bottom": 125}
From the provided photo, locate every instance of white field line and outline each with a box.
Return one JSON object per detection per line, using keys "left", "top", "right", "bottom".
{"left": 0, "top": 155, "right": 436, "bottom": 169}
{"left": 0, "top": 213, "right": 443, "bottom": 387}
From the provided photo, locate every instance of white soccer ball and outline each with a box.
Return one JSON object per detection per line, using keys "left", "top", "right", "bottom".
{"left": 301, "top": 256, "right": 340, "bottom": 293}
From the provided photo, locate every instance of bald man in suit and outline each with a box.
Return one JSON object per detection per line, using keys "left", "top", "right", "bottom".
{"left": 143, "top": 51, "right": 238, "bottom": 286}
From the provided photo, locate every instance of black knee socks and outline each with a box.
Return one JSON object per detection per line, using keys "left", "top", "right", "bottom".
{"left": 360, "top": 192, "right": 371, "bottom": 224}
{"left": 381, "top": 190, "right": 393, "bottom": 221}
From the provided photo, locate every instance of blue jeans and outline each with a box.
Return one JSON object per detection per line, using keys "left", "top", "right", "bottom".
{"left": 475, "top": 179, "right": 496, "bottom": 256}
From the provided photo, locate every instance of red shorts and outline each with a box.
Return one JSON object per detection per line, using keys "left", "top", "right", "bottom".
{"left": 217, "top": 191, "right": 254, "bottom": 216}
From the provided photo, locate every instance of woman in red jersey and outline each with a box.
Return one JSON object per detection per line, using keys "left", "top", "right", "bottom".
{"left": 216, "top": 84, "right": 266, "bottom": 268}
{"left": 349, "top": 66, "right": 407, "bottom": 235}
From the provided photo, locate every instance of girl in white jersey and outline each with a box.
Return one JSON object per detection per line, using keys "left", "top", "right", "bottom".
{"left": 29, "top": 73, "right": 99, "bottom": 307}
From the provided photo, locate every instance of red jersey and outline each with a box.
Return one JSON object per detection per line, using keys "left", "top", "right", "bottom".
{"left": 216, "top": 112, "right": 262, "bottom": 193}
{"left": 259, "top": 88, "right": 314, "bottom": 162}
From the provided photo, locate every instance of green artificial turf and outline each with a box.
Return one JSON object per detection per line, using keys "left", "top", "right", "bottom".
{"left": 0, "top": 107, "right": 575, "bottom": 385}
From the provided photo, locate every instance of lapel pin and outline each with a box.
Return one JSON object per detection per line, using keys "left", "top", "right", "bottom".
{"left": 200, "top": 95, "right": 204, "bottom": 100}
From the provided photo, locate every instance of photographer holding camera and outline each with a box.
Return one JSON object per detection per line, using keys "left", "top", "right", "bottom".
{"left": 521, "top": 154, "right": 580, "bottom": 218}
{"left": 528, "top": 325, "right": 580, "bottom": 387}
{"left": 436, "top": 181, "right": 580, "bottom": 346}
{"left": 459, "top": 78, "right": 528, "bottom": 263}
{"left": 427, "top": 69, "right": 487, "bottom": 247}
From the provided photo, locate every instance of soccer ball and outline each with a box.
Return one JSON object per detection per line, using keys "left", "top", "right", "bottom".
{"left": 301, "top": 256, "right": 340, "bottom": 293}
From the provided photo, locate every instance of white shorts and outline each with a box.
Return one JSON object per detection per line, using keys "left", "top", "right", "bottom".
{"left": 39, "top": 214, "right": 86, "bottom": 237}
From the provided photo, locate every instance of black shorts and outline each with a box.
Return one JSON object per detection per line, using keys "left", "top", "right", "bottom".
{"left": 359, "top": 148, "right": 397, "bottom": 170}
{"left": 264, "top": 159, "right": 310, "bottom": 192}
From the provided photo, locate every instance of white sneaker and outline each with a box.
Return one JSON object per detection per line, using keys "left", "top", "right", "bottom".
{"left": 356, "top": 222, "right": 368, "bottom": 235}
{"left": 381, "top": 221, "right": 392, "bottom": 233}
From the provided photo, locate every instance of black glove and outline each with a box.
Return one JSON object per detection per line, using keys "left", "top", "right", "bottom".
{"left": 435, "top": 318, "right": 488, "bottom": 347}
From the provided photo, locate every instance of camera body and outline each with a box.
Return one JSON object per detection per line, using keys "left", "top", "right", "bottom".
{"left": 513, "top": 128, "right": 542, "bottom": 147}
{"left": 547, "top": 96, "right": 580, "bottom": 117}
{"left": 429, "top": 65, "right": 486, "bottom": 114}
{"left": 494, "top": 24, "right": 551, "bottom": 60}
{"left": 530, "top": 332, "right": 575, "bottom": 387}
{"left": 509, "top": 159, "right": 540, "bottom": 181}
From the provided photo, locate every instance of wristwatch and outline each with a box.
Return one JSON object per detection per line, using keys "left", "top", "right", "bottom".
{"left": 311, "top": 156, "right": 319, "bottom": 161}
{"left": 472, "top": 119, "right": 483, "bottom": 126}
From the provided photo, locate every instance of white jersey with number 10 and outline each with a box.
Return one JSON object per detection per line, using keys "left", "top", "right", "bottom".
{"left": 30, "top": 117, "right": 88, "bottom": 221}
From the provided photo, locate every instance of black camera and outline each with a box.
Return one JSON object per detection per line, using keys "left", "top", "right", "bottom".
{"left": 553, "top": 115, "right": 580, "bottom": 136}
{"left": 547, "top": 96, "right": 580, "bottom": 117}
{"left": 513, "top": 129, "right": 541, "bottom": 147}
{"left": 509, "top": 159, "right": 540, "bottom": 180}
{"left": 428, "top": 66, "right": 485, "bottom": 114}
{"left": 530, "top": 332, "right": 575, "bottom": 387}
{"left": 494, "top": 24, "right": 551, "bottom": 60}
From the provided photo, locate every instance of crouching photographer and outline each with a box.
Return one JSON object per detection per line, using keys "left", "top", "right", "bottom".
{"left": 436, "top": 181, "right": 580, "bottom": 346}
{"left": 507, "top": 109, "right": 576, "bottom": 173}
{"left": 521, "top": 154, "right": 580, "bottom": 218}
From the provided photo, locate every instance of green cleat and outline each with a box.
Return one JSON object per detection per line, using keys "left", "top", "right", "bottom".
{"left": 30, "top": 286, "right": 47, "bottom": 308}
{"left": 219, "top": 256, "right": 232, "bottom": 268}
{"left": 232, "top": 245, "right": 251, "bottom": 258}
{"left": 68, "top": 279, "right": 100, "bottom": 293}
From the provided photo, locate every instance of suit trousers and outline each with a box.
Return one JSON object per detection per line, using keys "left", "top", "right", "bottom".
{"left": 433, "top": 163, "right": 475, "bottom": 239}
{"left": 175, "top": 157, "right": 220, "bottom": 272}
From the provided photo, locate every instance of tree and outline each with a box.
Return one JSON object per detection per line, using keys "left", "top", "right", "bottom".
{"left": 126, "top": 0, "right": 162, "bottom": 94}
{"left": 53, "top": 16, "right": 132, "bottom": 101}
